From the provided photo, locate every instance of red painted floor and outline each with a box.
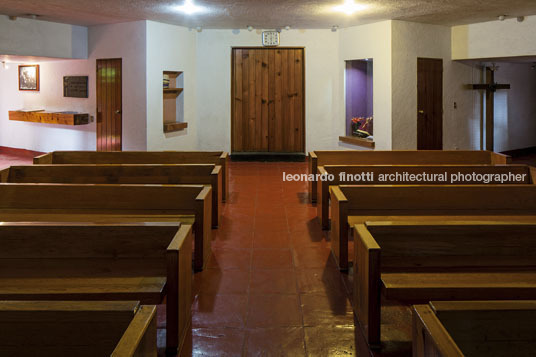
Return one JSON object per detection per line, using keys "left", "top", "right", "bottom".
{"left": 0, "top": 147, "right": 42, "bottom": 169}
{"left": 179, "top": 161, "right": 357, "bottom": 356}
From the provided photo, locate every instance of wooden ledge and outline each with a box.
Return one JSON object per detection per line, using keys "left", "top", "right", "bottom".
{"left": 164, "top": 122, "right": 188, "bottom": 133}
{"left": 339, "top": 136, "right": 375, "bottom": 149}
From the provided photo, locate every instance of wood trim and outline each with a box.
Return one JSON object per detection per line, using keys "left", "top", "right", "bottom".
{"left": 339, "top": 136, "right": 375, "bottom": 148}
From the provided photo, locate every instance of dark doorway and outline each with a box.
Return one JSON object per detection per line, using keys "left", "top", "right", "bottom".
{"left": 96, "top": 58, "right": 122, "bottom": 151}
{"left": 417, "top": 58, "right": 443, "bottom": 150}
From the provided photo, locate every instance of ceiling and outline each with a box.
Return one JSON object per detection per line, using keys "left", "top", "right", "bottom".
{"left": 1, "top": 0, "right": 536, "bottom": 29}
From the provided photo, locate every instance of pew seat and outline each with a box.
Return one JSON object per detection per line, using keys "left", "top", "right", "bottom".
{"left": 354, "top": 220, "right": 536, "bottom": 348}
{"left": 0, "top": 301, "right": 156, "bottom": 357}
{"left": 0, "top": 222, "right": 192, "bottom": 355}
{"left": 413, "top": 300, "right": 536, "bottom": 357}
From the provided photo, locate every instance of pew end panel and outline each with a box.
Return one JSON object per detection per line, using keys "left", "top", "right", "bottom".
{"left": 412, "top": 304, "right": 462, "bottom": 357}
{"left": 194, "top": 186, "right": 213, "bottom": 271}
{"left": 219, "top": 152, "right": 229, "bottom": 202}
{"left": 317, "top": 166, "right": 331, "bottom": 229}
{"left": 212, "top": 165, "right": 223, "bottom": 227}
{"left": 354, "top": 224, "right": 382, "bottom": 349}
{"left": 330, "top": 185, "right": 349, "bottom": 271}
{"left": 112, "top": 305, "right": 157, "bottom": 357}
{"left": 0, "top": 300, "right": 157, "bottom": 357}
{"left": 309, "top": 151, "right": 318, "bottom": 202}
{"left": 166, "top": 224, "right": 193, "bottom": 355}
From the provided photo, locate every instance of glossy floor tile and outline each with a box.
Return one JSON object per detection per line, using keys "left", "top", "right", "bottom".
{"left": 184, "top": 161, "right": 358, "bottom": 356}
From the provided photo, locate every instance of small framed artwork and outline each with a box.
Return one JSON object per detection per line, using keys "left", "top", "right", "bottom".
{"left": 19, "top": 64, "right": 40, "bottom": 91}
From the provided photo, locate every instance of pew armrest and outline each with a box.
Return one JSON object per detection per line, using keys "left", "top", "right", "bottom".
{"left": 112, "top": 305, "right": 157, "bottom": 357}
{"left": 330, "top": 185, "right": 349, "bottom": 270}
{"left": 412, "top": 304, "right": 463, "bottom": 357}
{"left": 354, "top": 224, "right": 382, "bottom": 347}
{"left": 33, "top": 153, "right": 52, "bottom": 164}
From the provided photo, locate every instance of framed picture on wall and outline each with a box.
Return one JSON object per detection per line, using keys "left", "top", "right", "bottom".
{"left": 19, "top": 64, "right": 40, "bottom": 91}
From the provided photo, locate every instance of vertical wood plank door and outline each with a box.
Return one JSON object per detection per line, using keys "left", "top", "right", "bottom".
{"left": 232, "top": 48, "right": 305, "bottom": 153}
{"left": 96, "top": 58, "right": 122, "bottom": 151}
{"left": 417, "top": 58, "right": 443, "bottom": 150}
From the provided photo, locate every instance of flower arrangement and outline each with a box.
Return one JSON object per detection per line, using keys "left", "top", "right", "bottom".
{"left": 351, "top": 116, "right": 373, "bottom": 138}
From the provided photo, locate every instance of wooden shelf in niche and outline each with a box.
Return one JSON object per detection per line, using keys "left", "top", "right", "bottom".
{"left": 163, "top": 70, "right": 186, "bottom": 133}
{"left": 164, "top": 122, "right": 188, "bottom": 133}
{"left": 9, "top": 111, "right": 89, "bottom": 126}
{"left": 339, "top": 135, "right": 375, "bottom": 149}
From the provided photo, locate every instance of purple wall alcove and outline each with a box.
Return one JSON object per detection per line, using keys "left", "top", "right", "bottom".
{"left": 345, "top": 59, "right": 373, "bottom": 136}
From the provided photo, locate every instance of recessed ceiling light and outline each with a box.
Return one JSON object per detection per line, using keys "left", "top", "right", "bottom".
{"left": 498, "top": 15, "right": 506, "bottom": 21}
{"left": 285, "top": 25, "right": 291, "bottom": 31}
{"left": 175, "top": 0, "right": 205, "bottom": 15}
{"left": 333, "top": 0, "right": 367, "bottom": 15}
{"left": 247, "top": 25, "right": 254, "bottom": 32}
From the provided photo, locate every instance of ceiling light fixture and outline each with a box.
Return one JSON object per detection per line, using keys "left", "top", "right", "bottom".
{"left": 333, "top": 0, "right": 367, "bottom": 15}
{"left": 285, "top": 26, "right": 291, "bottom": 31}
{"left": 196, "top": 26, "right": 202, "bottom": 32}
{"left": 175, "top": 0, "right": 204, "bottom": 15}
{"left": 517, "top": 16, "right": 525, "bottom": 22}
{"left": 498, "top": 15, "right": 506, "bottom": 21}
{"left": 331, "top": 25, "right": 339, "bottom": 32}
{"left": 247, "top": 25, "right": 253, "bottom": 32}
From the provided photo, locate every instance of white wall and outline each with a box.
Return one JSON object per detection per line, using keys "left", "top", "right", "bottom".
{"left": 452, "top": 16, "right": 536, "bottom": 60}
{"left": 88, "top": 21, "right": 147, "bottom": 150}
{"left": 391, "top": 21, "right": 480, "bottom": 150}
{"left": 340, "top": 21, "right": 392, "bottom": 150}
{"left": 195, "top": 29, "right": 340, "bottom": 153}
{"left": 146, "top": 21, "right": 197, "bottom": 150}
{"left": 0, "top": 16, "right": 87, "bottom": 59}
{"left": 0, "top": 21, "right": 147, "bottom": 152}
{"left": 0, "top": 60, "right": 95, "bottom": 151}
{"left": 493, "top": 63, "right": 536, "bottom": 152}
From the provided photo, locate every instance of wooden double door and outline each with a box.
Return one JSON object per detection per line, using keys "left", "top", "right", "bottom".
{"left": 232, "top": 48, "right": 305, "bottom": 153}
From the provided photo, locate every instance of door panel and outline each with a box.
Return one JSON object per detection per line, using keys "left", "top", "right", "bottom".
{"left": 232, "top": 48, "right": 305, "bottom": 153}
{"left": 417, "top": 58, "right": 443, "bottom": 150}
{"left": 96, "top": 58, "right": 122, "bottom": 151}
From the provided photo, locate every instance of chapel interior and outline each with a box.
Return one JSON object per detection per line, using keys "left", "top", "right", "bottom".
{"left": 1, "top": 0, "right": 536, "bottom": 356}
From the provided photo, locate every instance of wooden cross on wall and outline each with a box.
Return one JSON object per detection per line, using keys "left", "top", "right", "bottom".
{"left": 470, "top": 66, "right": 510, "bottom": 151}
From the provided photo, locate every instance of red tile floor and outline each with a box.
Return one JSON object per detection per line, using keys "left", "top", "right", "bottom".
{"left": 0, "top": 146, "right": 42, "bottom": 169}
{"left": 180, "top": 161, "right": 359, "bottom": 356}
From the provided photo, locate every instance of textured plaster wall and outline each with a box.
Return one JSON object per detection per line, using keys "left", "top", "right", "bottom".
{"left": 452, "top": 16, "right": 536, "bottom": 60}
{"left": 146, "top": 21, "right": 197, "bottom": 151}
{"left": 195, "top": 29, "right": 340, "bottom": 153}
{"left": 391, "top": 21, "right": 480, "bottom": 150}
{"left": 0, "top": 16, "right": 87, "bottom": 59}
{"left": 0, "top": 60, "right": 95, "bottom": 151}
{"left": 493, "top": 63, "right": 536, "bottom": 152}
{"left": 339, "top": 21, "right": 392, "bottom": 150}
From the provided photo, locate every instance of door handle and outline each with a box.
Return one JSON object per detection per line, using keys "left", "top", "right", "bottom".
{"left": 418, "top": 110, "right": 424, "bottom": 114}
{"left": 115, "top": 110, "right": 122, "bottom": 114}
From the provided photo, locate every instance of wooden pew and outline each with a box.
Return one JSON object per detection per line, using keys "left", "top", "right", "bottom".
{"left": 413, "top": 300, "right": 536, "bottom": 357}
{"left": 330, "top": 184, "right": 536, "bottom": 270}
{"left": 0, "top": 301, "right": 156, "bottom": 357}
{"left": 317, "top": 164, "right": 534, "bottom": 229}
{"left": 0, "top": 222, "right": 192, "bottom": 355}
{"left": 354, "top": 221, "right": 536, "bottom": 347}
{"left": 0, "top": 163, "right": 222, "bottom": 228}
{"left": 0, "top": 183, "right": 211, "bottom": 271}
{"left": 309, "top": 150, "right": 511, "bottom": 202}
{"left": 33, "top": 150, "right": 230, "bottom": 202}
